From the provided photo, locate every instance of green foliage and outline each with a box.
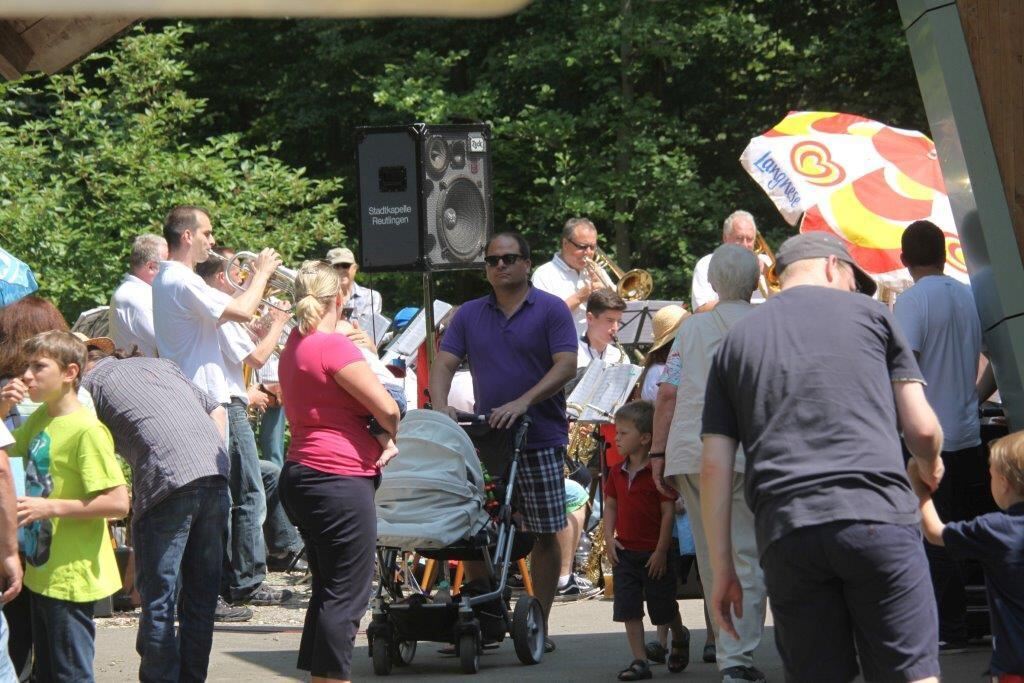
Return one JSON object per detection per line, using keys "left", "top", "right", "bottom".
{"left": 0, "top": 3, "right": 925, "bottom": 318}
{"left": 180, "top": 1, "right": 924, "bottom": 308}
{"left": 0, "top": 25, "right": 345, "bottom": 321}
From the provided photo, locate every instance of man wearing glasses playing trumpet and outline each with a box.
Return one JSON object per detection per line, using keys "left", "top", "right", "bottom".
{"left": 533, "top": 217, "right": 610, "bottom": 337}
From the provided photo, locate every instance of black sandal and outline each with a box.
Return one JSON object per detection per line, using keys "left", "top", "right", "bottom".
{"left": 668, "top": 630, "right": 691, "bottom": 673}
{"left": 618, "top": 659, "right": 653, "bottom": 681}
{"left": 645, "top": 640, "right": 667, "bottom": 663}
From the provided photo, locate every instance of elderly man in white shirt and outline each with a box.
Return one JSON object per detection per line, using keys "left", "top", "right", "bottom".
{"left": 652, "top": 244, "right": 769, "bottom": 683}
{"left": 690, "top": 210, "right": 770, "bottom": 312}
{"left": 326, "top": 246, "right": 382, "bottom": 335}
{"left": 532, "top": 217, "right": 608, "bottom": 336}
{"left": 108, "top": 233, "right": 167, "bottom": 356}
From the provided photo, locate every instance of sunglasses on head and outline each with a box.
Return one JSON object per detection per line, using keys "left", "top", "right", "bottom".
{"left": 484, "top": 253, "right": 525, "bottom": 267}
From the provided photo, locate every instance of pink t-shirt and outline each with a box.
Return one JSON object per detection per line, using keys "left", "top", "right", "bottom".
{"left": 278, "top": 329, "right": 382, "bottom": 477}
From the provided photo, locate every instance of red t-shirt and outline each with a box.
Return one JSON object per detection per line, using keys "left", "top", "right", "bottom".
{"left": 605, "top": 461, "right": 675, "bottom": 552}
{"left": 278, "top": 329, "right": 382, "bottom": 477}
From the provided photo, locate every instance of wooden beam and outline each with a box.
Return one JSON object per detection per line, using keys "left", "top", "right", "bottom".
{"left": 958, "top": 0, "right": 1024, "bottom": 267}
{"left": 0, "top": 0, "right": 530, "bottom": 19}
{"left": 5, "top": 18, "right": 43, "bottom": 33}
{"left": 0, "top": 19, "right": 34, "bottom": 79}
{"left": 19, "top": 16, "right": 135, "bottom": 75}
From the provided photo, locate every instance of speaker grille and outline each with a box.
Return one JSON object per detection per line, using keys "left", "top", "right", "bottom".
{"left": 422, "top": 127, "right": 490, "bottom": 269}
{"left": 438, "top": 178, "right": 487, "bottom": 261}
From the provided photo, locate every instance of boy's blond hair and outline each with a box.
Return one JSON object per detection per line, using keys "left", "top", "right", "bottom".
{"left": 23, "top": 330, "right": 87, "bottom": 390}
{"left": 614, "top": 400, "right": 654, "bottom": 435}
{"left": 989, "top": 431, "right": 1024, "bottom": 496}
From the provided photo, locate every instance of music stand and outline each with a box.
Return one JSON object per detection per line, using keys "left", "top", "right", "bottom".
{"left": 616, "top": 300, "right": 685, "bottom": 347}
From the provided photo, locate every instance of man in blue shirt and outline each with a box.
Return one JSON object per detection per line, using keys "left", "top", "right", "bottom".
{"left": 894, "top": 219, "right": 985, "bottom": 651}
{"left": 430, "top": 232, "right": 578, "bottom": 651}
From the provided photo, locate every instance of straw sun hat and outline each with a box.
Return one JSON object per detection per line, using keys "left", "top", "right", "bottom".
{"left": 72, "top": 332, "right": 115, "bottom": 355}
{"left": 649, "top": 305, "right": 689, "bottom": 353}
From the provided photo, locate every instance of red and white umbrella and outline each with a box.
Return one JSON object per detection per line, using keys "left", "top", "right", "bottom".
{"left": 741, "top": 111, "right": 967, "bottom": 291}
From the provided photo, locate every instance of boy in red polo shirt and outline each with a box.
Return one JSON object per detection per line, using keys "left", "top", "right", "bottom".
{"left": 606, "top": 400, "right": 690, "bottom": 680}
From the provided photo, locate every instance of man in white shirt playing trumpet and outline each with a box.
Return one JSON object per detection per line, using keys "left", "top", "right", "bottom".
{"left": 532, "top": 217, "right": 610, "bottom": 337}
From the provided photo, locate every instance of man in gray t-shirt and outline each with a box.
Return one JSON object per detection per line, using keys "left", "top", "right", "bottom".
{"left": 700, "top": 233, "right": 945, "bottom": 683}
{"left": 894, "top": 219, "right": 984, "bottom": 649}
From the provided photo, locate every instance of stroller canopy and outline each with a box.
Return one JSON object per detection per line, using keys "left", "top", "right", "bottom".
{"left": 377, "top": 410, "right": 490, "bottom": 550}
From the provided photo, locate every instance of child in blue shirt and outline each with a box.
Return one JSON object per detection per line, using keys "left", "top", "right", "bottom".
{"left": 908, "top": 431, "right": 1024, "bottom": 682}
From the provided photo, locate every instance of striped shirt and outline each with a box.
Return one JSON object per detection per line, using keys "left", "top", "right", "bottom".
{"left": 81, "top": 356, "right": 228, "bottom": 519}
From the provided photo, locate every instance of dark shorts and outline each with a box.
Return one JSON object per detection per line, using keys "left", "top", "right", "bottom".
{"left": 513, "top": 446, "right": 568, "bottom": 534}
{"left": 761, "top": 521, "right": 939, "bottom": 683}
{"left": 612, "top": 549, "right": 679, "bottom": 626}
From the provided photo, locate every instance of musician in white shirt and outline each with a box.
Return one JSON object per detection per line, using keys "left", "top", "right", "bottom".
{"left": 532, "top": 217, "right": 608, "bottom": 336}
{"left": 690, "top": 210, "right": 770, "bottom": 311}
{"left": 108, "top": 233, "right": 166, "bottom": 356}
{"left": 577, "top": 290, "right": 625, "bottom": 369}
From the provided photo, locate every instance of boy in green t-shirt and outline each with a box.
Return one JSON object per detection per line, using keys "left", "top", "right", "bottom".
{"left": 8, "top": 331, "right": 128, "bottom": 681}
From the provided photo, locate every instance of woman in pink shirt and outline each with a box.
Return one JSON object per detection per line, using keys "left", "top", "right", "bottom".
{"left": 278, "top": 261, "right": 400, "bottom": 683}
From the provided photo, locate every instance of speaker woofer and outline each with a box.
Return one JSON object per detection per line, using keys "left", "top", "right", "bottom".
{"left": 426, "top": 136, "right": 449, "bottom": 177}
{"left": 437, "top": 177, "right": 486, "bottom": 261}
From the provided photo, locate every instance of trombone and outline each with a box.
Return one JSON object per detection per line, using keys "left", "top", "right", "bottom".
{"left": 753, "top": 233, "right": 782, "bottom": 298}
{"left": 586, "top": 246, "right": 654, "bottom": 302}
{"left": 206, "top": 249, "right": 297, "bottom": 313}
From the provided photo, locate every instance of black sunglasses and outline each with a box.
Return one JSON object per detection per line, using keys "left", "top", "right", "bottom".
{"left": 333, "top": 262, "right": 353, "bottom": 269}
{"left": 484, "top": 253, "right": 525, "bottom": 267}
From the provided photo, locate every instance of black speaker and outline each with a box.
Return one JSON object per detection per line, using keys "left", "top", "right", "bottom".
{"left": 356, "top": 123, "right": 493, "bottom": 272}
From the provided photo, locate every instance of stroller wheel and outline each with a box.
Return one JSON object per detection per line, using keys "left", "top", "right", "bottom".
{"left": 392, "top": 640, "right": 417, "bottom": 667}
{"left": 458, "top": 632, "right": 480, "bottom": 674}
{"left": 371, "top": 637, "right": 394, "bottom": 676}
{"left": 512, "top": 595, "right": 545, "bottom": 665}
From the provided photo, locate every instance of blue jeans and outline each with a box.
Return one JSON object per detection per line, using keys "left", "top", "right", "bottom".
{"left": 224, "top": 400, "right": 268, "bottom": 602}
{"left": 260, "top": 460, "right": 302, "bottom": 556}
{"left": 258, "top": 406, "right": 286, "bottom": 469}
{"left": 29, "top": 590, "right": 95, "bottom": 682}
{"left": 0, "top": 610, "right": 16, "bottom": 683}
{"left": 133, "top": 478, "right": 228, "bottom": 683}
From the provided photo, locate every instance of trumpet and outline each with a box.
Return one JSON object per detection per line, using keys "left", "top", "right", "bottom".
{"left": 753, "top": 233, "right": 782, "bottom": 298}
{"left": 585, "top": 246, "right": 654, "bottom": 302}
{"left": 206, "top": 249, "right": 297, "bottom": 313}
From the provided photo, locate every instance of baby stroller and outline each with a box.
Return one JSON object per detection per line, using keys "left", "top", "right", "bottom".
{"left": 370, "top": 409, "right": 545, "bottom": 675}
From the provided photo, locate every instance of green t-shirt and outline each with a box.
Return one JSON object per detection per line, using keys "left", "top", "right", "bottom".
{"left": 11, "top": 405, "right": 125, "bottom": 602}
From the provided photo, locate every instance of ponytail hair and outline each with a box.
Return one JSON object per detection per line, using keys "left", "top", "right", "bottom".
{"left": 293, "top": 260, "right": 340, "bottom": 335}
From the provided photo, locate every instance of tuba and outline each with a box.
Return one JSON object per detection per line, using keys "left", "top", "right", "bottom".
{"left": 206, "top": 249, "right": 297, "bottom": 313}
{"left": 587, "top": 246, "right": 654, "bottom": 302}
{"left": 753, "top": 233, "right": 782, "bottom": 298}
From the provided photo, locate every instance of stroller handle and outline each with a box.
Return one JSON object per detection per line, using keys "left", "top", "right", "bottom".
{"left": 454, "top": 411, "right": 532, "bottom": 449}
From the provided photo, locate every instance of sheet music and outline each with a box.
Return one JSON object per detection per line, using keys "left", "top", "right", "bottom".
{"left": 566, "top": 359, "right": 642, "bottom": 422}
{"left": 368, "top": 312, "right": 392, "bottom": 346}
{"left": 381, "top": 300, "right": 452, "bottom": 364}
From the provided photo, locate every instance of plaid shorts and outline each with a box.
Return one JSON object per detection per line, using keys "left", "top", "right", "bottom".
{"left": 512, "top": 446, "right": 568, "bottom": 534}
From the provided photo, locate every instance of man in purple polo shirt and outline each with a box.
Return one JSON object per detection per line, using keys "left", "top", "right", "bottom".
{"left": 430, "top": 232, "right": 579, "bottom": 651}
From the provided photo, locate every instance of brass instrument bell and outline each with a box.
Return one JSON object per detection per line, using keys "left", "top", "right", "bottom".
{"left": 588, "top": 246, "right": 654, "bottom": 302}
{"left": 207, "top": 249, "right": 297, "bottom": 313}
{"left": 753, "top": 233, "right": 782, "bottom": 297}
